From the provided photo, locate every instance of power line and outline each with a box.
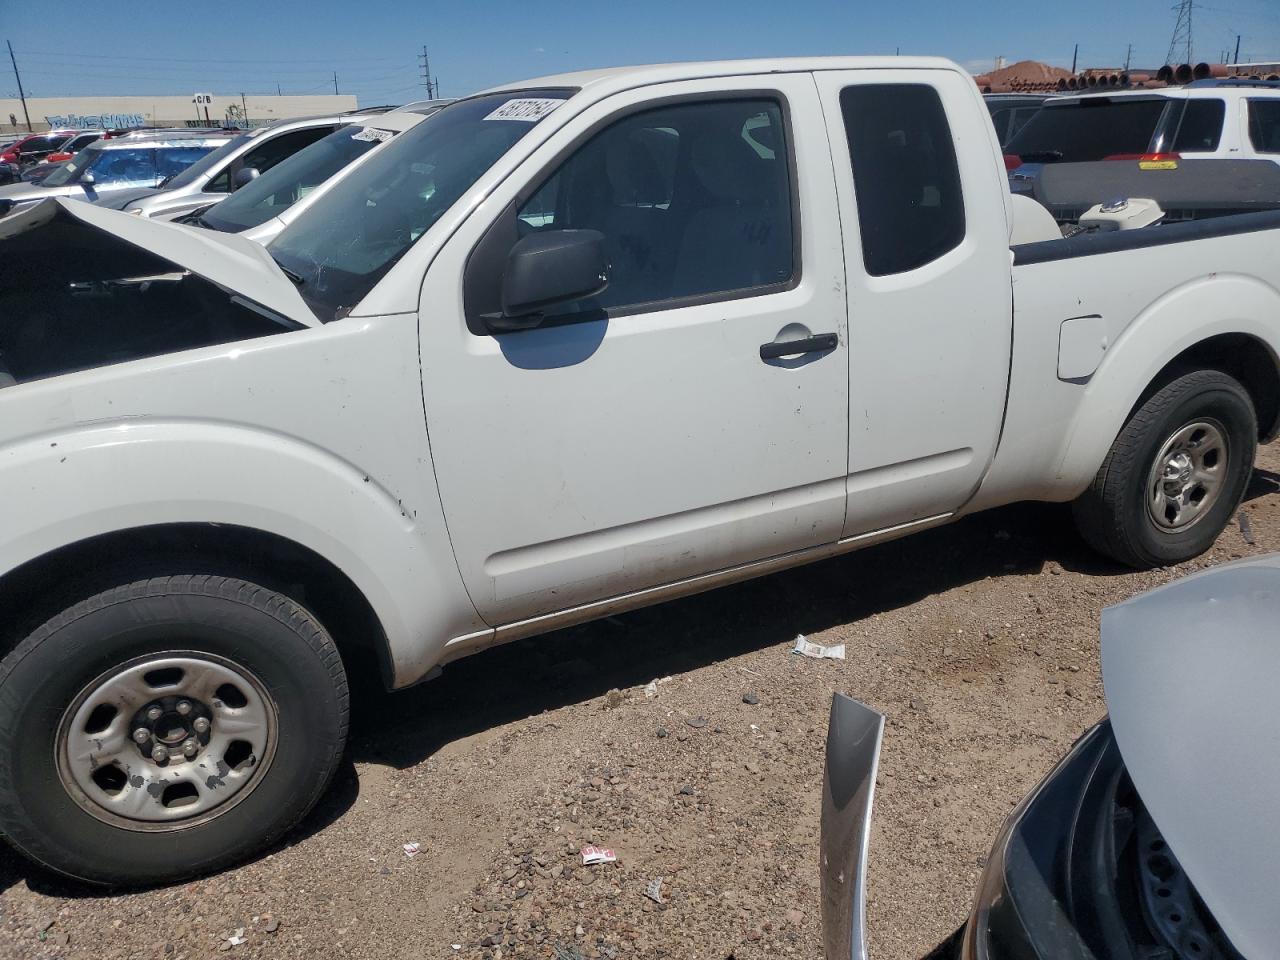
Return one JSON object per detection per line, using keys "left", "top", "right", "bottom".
{"left": 13, "top": 48, "right": 401, "bottom": 65}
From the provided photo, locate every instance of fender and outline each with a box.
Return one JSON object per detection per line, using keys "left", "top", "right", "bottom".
{"left": 0, "top": 419, "right": 489, "bottom": 688}
{"left": 1056, "top": 273, "right": 1280, "bottom": 491}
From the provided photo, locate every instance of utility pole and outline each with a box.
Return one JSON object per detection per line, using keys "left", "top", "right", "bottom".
{"left": 419, "top": 45, "right": 437, "bottom": 99}
{"left": 333, "top": 71, "right": 339, "bottom": 95}
{"left": 1233, "top": 35, "right": 1241, "bottom": 65}
{"left": 1071, "top": 43, "right": 1078, "bottom": 74}
{"left": 7, "top": 40, "right": 32, "bottom": 132}
{"left": 1166, "top": 0, "right": 1194, "bottom": 65}
{"left": 277, "top": 81, "right": 282, "bottom": 96}
{"left": 1124, "top": 43, "right": 1133, "bottom": 71}
{"left": 240, "top": 92, "right": 248, "bottom": 128}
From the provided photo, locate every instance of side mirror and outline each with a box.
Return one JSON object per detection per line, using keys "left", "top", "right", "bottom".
{"left": 490, "top": 229, "right": 608, "bottom": 333}
{"left": 233, "top": 166, "right": 260, "bottom": 189}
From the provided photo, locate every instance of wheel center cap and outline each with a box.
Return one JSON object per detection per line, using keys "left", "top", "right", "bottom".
{"left": 1163, "top": 453, "right": 1193, "bottom": 486}
{"left": 156, "top": 716, "right": 189, "bottom": 745}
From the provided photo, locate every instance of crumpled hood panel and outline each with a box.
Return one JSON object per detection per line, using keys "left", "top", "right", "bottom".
{"left": 1102, "top": 555, "right": 1280, "bottom": 959}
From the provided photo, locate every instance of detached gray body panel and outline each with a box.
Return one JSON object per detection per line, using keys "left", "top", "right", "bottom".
{"left": 1102, "top": 555, "right": 1280, "bottom": 960}
{"left": 820, "top": 694, "right": 885, "bottom": 960}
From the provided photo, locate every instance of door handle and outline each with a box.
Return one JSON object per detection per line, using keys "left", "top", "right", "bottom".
{"left": 759, "top": 332, "right": 838, "bottom": 360}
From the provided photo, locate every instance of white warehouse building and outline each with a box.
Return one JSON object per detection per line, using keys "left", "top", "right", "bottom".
{"left": 0, "top": 94, "right": 360, "bottom": 133}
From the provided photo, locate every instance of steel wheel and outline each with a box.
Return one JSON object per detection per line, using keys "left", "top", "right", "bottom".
{"left": 1146, "top": 419, "right": 1228, "bottom": 531}
{"left": 56, "top": 652, "right": 277, "bottom": 831}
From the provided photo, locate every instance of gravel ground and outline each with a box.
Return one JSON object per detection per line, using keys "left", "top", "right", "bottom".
{"left": 3, "top": 446, "right": 1278, "bottom": 960}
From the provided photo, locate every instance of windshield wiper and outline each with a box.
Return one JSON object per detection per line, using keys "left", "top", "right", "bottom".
{"left": 271, "top": 255, "right": 306, "bottom": 286}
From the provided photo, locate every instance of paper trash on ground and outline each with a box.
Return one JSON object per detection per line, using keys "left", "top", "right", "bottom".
{"left": 402, "top": 842, "right": 422, "bottom": 858}
{"left": 792, "top": 634, "right": 846, "bottom": 660}
{"left": 580, "top": 845, "right": 617, "bottom": 866}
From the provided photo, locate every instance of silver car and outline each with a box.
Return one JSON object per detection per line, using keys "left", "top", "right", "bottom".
{"left": 0, "top": 132, "right": 234, "bottom": 216}
{"left": 99, "top": 110, "right": 398, "bottom": 221}
{"left": 180, "top": 102, "right": 450, "bottom": 244}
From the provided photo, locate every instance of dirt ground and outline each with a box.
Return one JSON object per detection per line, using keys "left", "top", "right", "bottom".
{"left": 3, "top": 446, "right": 1278, "bottom": 960}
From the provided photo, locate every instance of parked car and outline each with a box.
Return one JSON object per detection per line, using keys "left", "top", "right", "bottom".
{"left": 42, "top": 130, "right": 107, "bottom": 164}
{"left": 821, "top": 556, "right": 1277, "bottom": 960}
{"left": 3, "top": 56, "right": 1280, "bottom": 887}
{"left": 0, "top": 130, "right": 75, "bottom": 168}
{"left": 983, "top": 93, "right": 1051, "bottom": 146}
{"left": 178, "top": 102, "right": 449, "bottom": 241}
{"left": 98, "top": 110, "right": 398, "bottom": 220}
{"left": 0, "top": 132, "right": 235, "bottom": 216}
{"left": 1005, "top": 80, "right": 1280, "bottom": 189}
{"left": 18, "top": 160, "right": 67, "bottom": 184}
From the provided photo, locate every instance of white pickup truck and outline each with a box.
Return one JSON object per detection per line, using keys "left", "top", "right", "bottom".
{"left": 2, "top": 57, "right": 1280, "bottom": 887}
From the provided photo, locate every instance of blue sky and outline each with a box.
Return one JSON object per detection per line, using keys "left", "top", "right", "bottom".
{"left": 4, "top": 0, "right": 1278, "bottom": 105}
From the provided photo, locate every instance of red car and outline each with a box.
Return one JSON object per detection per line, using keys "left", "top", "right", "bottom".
{"left": 0, "top": 130, "right": 76, "bottom": 167}
{"left": 42, "top": 130, "right": 107, "bottom": 164}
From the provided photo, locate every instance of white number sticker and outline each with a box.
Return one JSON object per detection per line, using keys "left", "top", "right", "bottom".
{"left": 483, "top": 98, "right": 563, "bottom": 122}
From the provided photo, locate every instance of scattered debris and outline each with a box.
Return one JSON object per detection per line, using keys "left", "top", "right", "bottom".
{"left": 225, "top": 928, "right": 247, "bottom": 947}
{"left": 580, "top": 845, "right": 617, "bottom": 866}
{"left": 677, "top": 784, "right": 695, "bottom": 796}
{"left": 642, "top": 676, "right": 673, "bottom": 699}
{"left": 263, "top": 917, "right": 280, "bottom": 934}
{"left": 1239, "top": 511, "right": 1256, "bottom": 545}
{"left": 645, "top": 877, "right": 666, "bottom": 904}
{"left": 792, "top": 635, "right": 846, "bottom": 659}
{"left": 655, "top": 726, "right": 668, "bottom": 738}
{"left": 402, "top": 842, "right": 422, "bottom": 858}
{"left": 742, "top": 692, "right": 759, "bottom": 705}
{"left": 685, "top": 716, "right": 709, "bottom": 729}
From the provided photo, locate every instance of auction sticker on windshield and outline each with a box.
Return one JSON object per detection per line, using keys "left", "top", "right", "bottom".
{"left": 484, "top": 98, "right": 563, "bottom": 122}
{"left": 351, "top": 127, "right": 395, "bottom": 143}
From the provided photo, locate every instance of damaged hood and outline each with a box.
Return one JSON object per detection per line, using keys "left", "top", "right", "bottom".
{"left": 2, "top": 198, "right": 317, "bottom": 327}
{"left": 1101, "top": 555, "right": 1280, "bottom": 959}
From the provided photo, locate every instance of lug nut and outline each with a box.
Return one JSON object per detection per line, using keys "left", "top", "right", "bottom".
{"left": 132, "top": 727, "right": 150, "bottom": 744}
{"left": 146, "top": 706, "right": 163, "bottom": 721}
{"left": 182, "top": 738, "right": 199, "bottom": 758}
{"left": 176, "top": 700, "right": 193, "bottom": 716}
{"left": 151, "top": 745, "right": 169, "bottom": 762}
{"left": 193, "top": 717, "right": 210, "bottom": 734}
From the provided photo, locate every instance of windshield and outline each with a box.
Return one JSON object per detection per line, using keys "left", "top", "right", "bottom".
{"left": 1006, "top": 97, "right": 1174, "bottom": 162}
{"left": 199, "top": 123, "right": 395, "bottom": 233}
{"left": 162, "top": 134, "right": 247, "bottom": 188}
{"left": 41, "top": 144, "right": 100, "bottom": 186}
{"left": 269, "top": 91, "right": 570, "bottom": 322}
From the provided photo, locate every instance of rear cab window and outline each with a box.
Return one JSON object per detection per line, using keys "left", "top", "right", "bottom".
{"left": 839, "top": 83, "right": 965, "bottom": 276}
{"left": 1006, "top": 97, "right": 1172, "bottom": 162}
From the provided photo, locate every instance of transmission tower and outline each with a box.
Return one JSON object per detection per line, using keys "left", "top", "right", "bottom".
{"left": 1166, "top": 0, "right": 1193, "bottom": 65}
{"left": 418, "top": 46, "right": 437, "bottom": 100}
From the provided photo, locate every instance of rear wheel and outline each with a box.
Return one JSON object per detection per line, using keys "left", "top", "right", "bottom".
{"left": 0, "top": 574, "right": 348, "bottom": 886}
{"left": 1073, "top": 369, "right": 1256, "bottom": 568}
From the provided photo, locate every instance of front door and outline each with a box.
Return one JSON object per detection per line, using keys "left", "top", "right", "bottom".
{"left": 418, "top": 75, "right": 850, "bottom": 625}
{"left": 813, "top": 69, "right": 1015, "bottom": 535}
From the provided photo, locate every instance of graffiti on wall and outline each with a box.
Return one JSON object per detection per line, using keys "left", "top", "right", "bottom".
{"left": 45, "top": 113, "right": 147, "bottom": 130}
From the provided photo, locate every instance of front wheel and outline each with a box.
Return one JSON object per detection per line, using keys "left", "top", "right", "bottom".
{"left": 0, "top": 574, "right": 349, "bottom": 886}
{"left": 1073, "top": 369, "right": 1257, "bottom": 568}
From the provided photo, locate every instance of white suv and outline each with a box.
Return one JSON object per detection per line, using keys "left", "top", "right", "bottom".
{"left": 1006, "top": 79, "right": 1280, "bottom": 170}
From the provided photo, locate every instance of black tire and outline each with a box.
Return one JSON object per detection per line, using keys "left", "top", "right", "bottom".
{"left": 1073, "top": 369, "right": 1257, "bottom": 568}
{"left": 0, "top": 574, "right": 348, "bottom": 886}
